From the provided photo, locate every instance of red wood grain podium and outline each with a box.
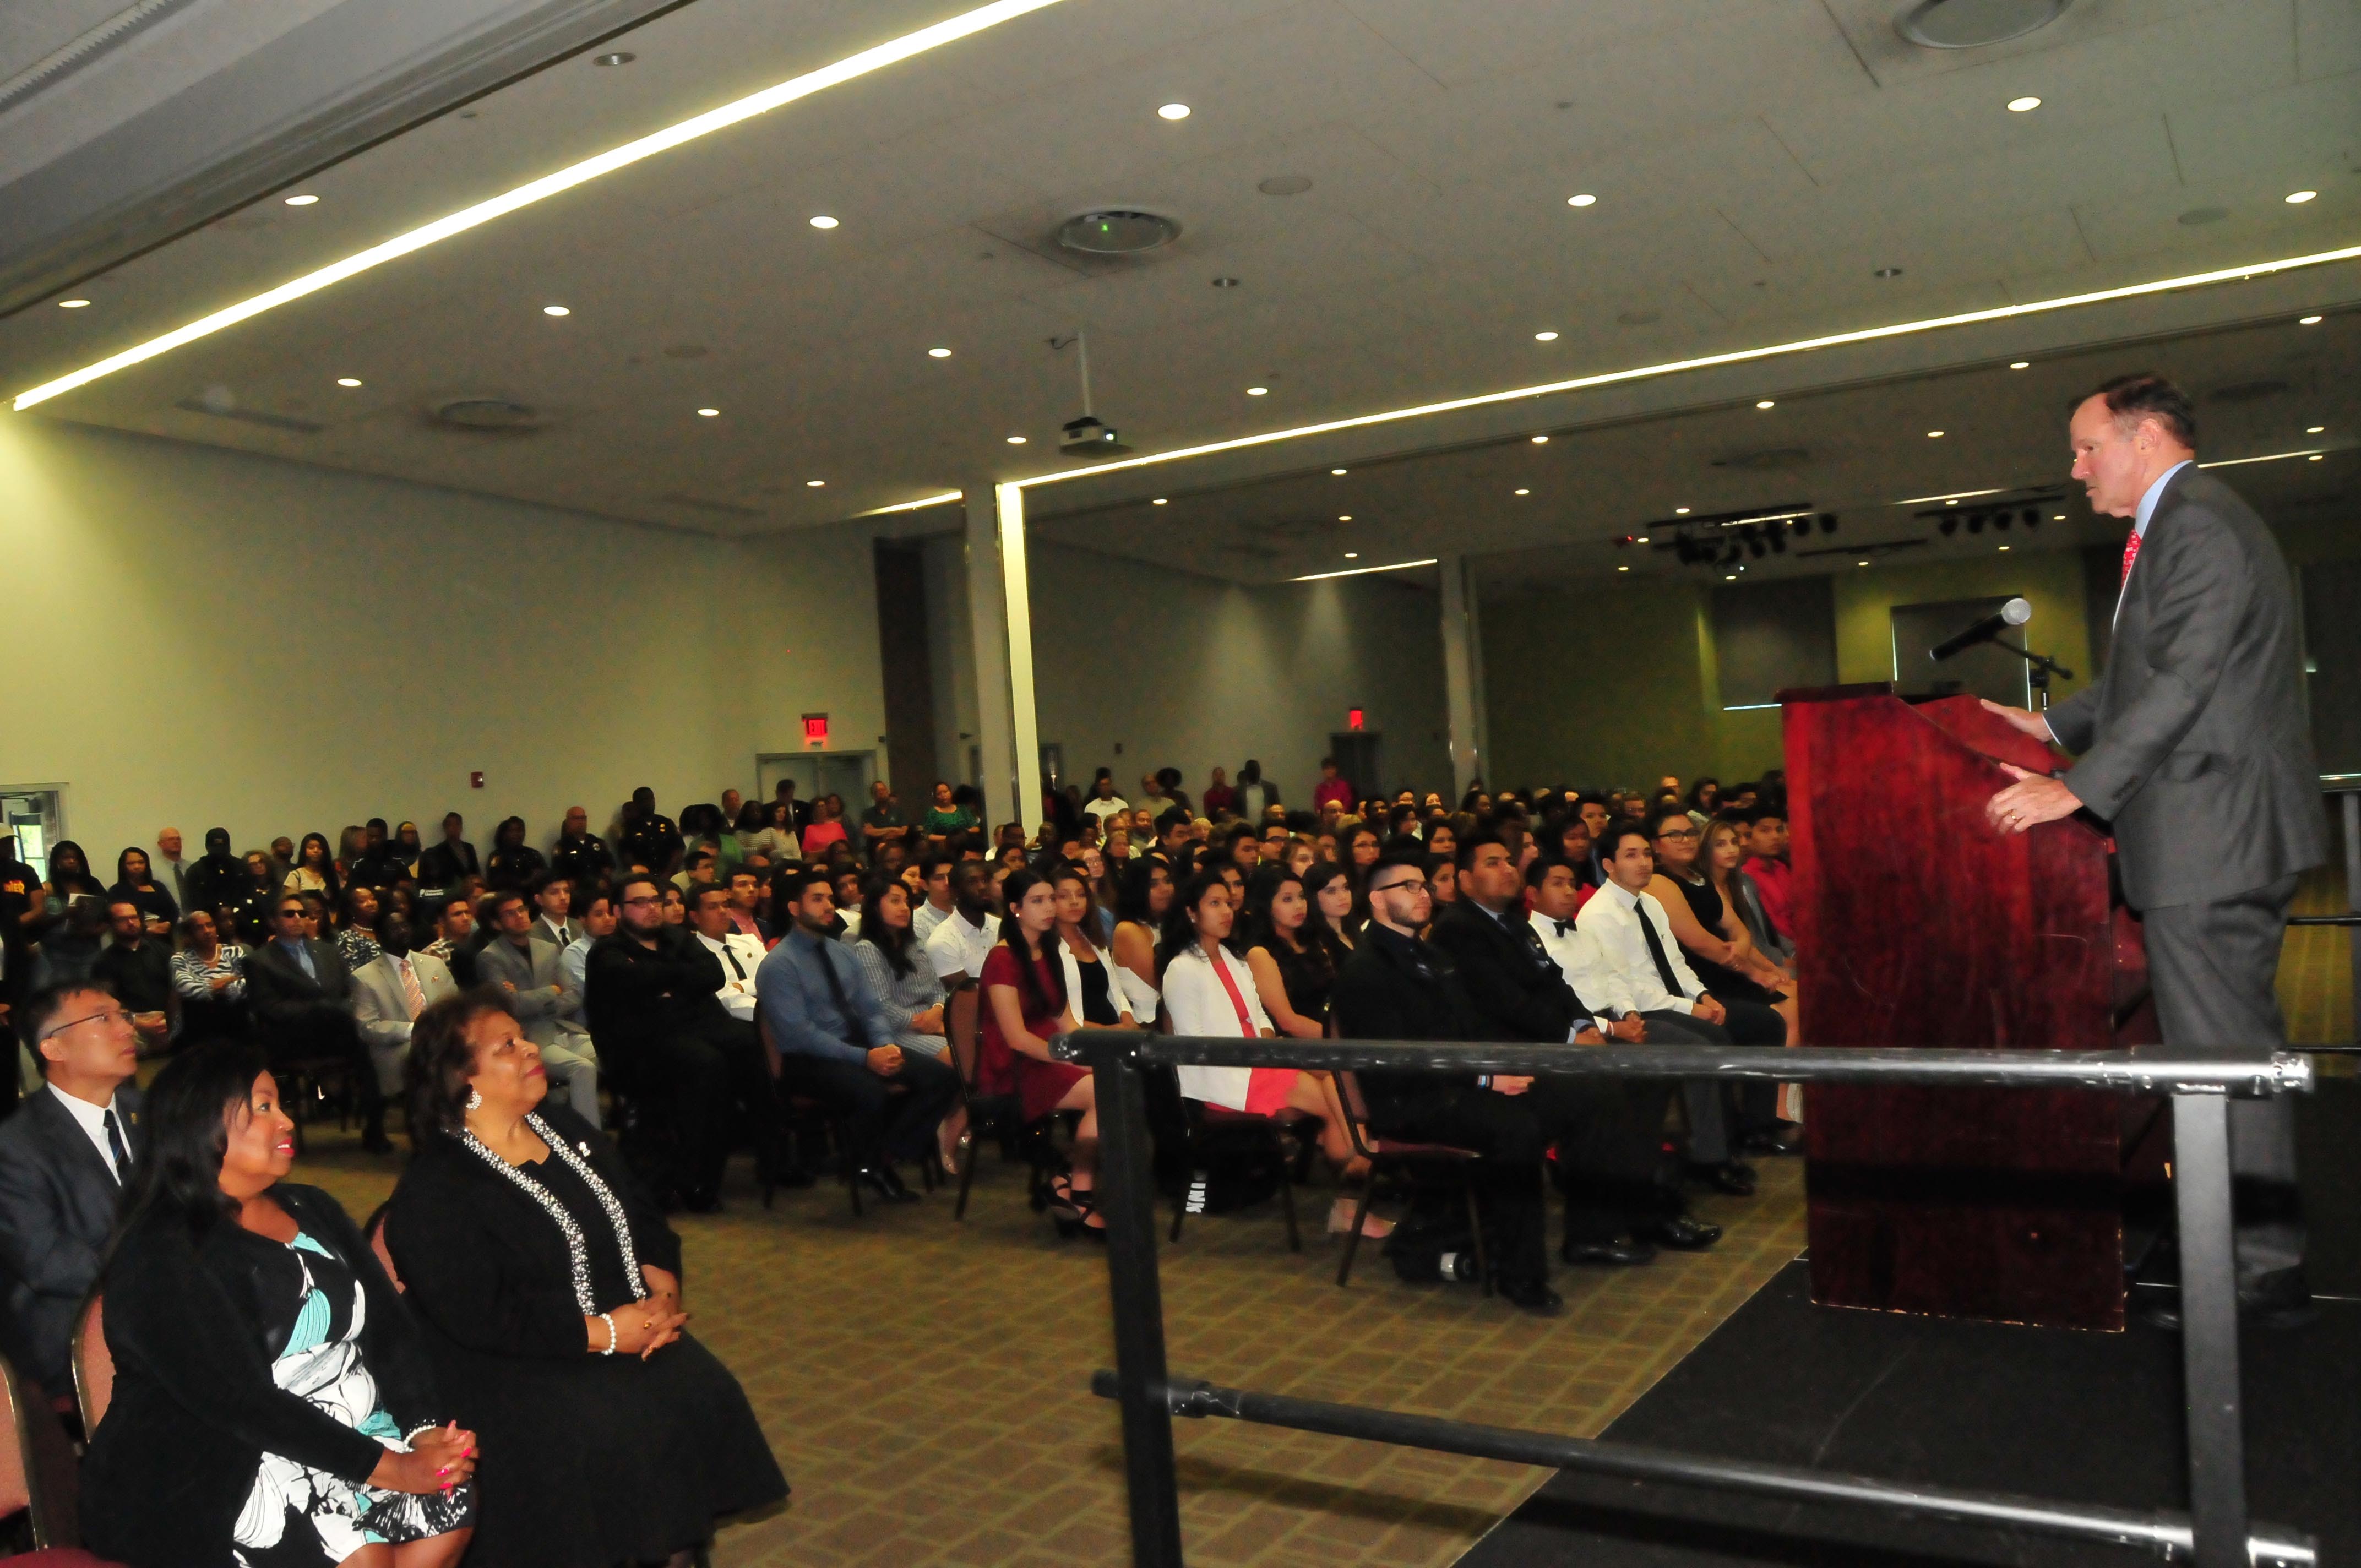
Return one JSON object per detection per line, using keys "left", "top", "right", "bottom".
{"left": 1781, "top": 683, "right": 2161, "bottom": 1331}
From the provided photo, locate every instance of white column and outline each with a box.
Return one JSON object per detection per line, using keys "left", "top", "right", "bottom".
{"left": 963, "top": 484, "right": 1042, "bottom": 833}
{"left": 1438, "top": 551, "right": 1488, "bottom": 797}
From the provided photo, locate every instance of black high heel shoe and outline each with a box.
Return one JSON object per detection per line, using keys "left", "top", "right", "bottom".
{"left": 1047, "top": 1175, "right": 1106, "bottom": 1240}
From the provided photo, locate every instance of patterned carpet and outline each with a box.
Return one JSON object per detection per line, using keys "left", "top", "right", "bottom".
{"left": 284, "top": 870, "right": 2352, "bottom": 1568}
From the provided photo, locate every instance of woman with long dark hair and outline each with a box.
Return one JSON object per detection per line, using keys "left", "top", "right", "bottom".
{"left": 1301, "top": 859, "right": 1362, "bottom": 950}
{"left": 979, "top": 868, "right": 1100, "bottom": 1234}
{"left": 41, "top": 839, "right": 105, "bottom": 911}
{"left": 284, "top": 833, "right": 340, "bottom": 906}
{"left": 111, "top": 846, "right": 179, "bottom": 933}
{"left": 385, "top": 990, "right": 785, "bottom": 1566}
{"left": 1109, "top": 857, "right": 1172, "bottom": 1020}
{"left": 84, "top": 1042, "right": 477, "bottom": 1567}
{"left": 483, "top": 818, "right": 546, "bottom": 893}
{"left": 1050, "top": 862, "right": 1133, "bottom": 1037}
{"left": 849, "top": 874, "right": 962, "bottom": 1173}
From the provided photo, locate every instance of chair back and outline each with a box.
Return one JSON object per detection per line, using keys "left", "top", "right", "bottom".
{"left": 944, "top": 981, "right": 982, "bottom": 1090}
{"left": 70, "top": 1293, "right": 111, "bottom": 1435}
{"left": 0, "top": 1353, "right": 81, "bottom": 1547}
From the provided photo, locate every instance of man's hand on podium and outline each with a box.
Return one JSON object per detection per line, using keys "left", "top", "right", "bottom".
{"left": 1985, "top": 763, "right": 2082, "bottom": 835}
{"left": 1978, "top": 698, "right": 2052, "bottom": 741}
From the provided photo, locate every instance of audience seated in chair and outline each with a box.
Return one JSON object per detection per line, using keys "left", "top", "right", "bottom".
{"left": 978, "top": 870, "right": 1102, "bottom": 1235}
{"left": 1645, "top": 810, "right": 1799, "bottom": 1045}
{"left": 91, "top": 901, "right": 174, "bottom": 1055}
{"left": 474, "top": 891, "right": 600, "bottom": 1126}
{"left": 244, "top": 893, "right": 385, "bottom": 1153}
{"left": 350, "top": 917, "right": 459, "bottom": 1119}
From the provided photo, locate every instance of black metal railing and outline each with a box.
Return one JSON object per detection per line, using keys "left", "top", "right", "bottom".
{"left": 1051, "top": 1031, "right": 2316, "bottom": 1568}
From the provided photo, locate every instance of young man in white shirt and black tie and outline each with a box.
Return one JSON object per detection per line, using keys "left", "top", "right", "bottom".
{"left": 688, "top": 886, "right": 768, "bottom": 1023}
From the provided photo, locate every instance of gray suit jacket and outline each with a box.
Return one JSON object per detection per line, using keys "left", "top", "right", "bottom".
{"left": 2046, "top": 464, "right": 2326, "bottom": 908}
{"left": 0, "top": 1082, "right": 142, "bottom": 1391}
{"left": 351, "top": 950, "right": 458, "bottom": 1092}
{"left": 477, "top": 934, "right": 568, "bottom": 1046}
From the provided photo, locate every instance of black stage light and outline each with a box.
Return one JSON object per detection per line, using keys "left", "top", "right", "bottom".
{"left": 1967, "top": 513, "right": 1985, "bottom": 533}
{"left": 1818, "top": 512, "right": 1837, "bottom": 533}
{"left": 1770, "top": 530, "right": 1787, "bottom": 553}
{"left": 1939, "top": 515, "right": 1959, "bottom": 536}
{"left": 1995, "top": 510, "right": 2012, "bottom": 530}
{"left": 1748, "top": 535, "right": 1767, "bottom": 558}
{"left": 1788, "top": 516, "right": 1811, "bottom": 538}
{"left": 1723, "top": 542, "right": 1743, "bottom": 566}
{"left": 2022, "top": 508, "right": 2041, "bottom": 530}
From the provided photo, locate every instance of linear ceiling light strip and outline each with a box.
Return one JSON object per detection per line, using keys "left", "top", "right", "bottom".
{"left": 9, "top": 0, "right": 1067, "bottom": 412}
{"left": 1015, "top": 243, "right": 2361, "bottom": 488}
{"left": 1291, "top": 557, "right": 1439, "bottom": 581}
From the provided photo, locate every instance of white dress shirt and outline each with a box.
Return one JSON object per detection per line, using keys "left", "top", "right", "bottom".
{"left": 924, "top": 908, "right": 1001, "bottom": 981}
{"left": 1532, "top": 911, "right": 1640, "bottom": 1020}
{"left": 1576, "top": 881, "right": 1706, "bottom": 1015}
{"left": 911, "top": 898, "right": 955, "bottom": 945}
{"left": 1082, "top": 795, "right": 1130, "bottom": 826}
{"left": 537, "top": 916, "right": 574, "bottom": 949}
{"left": 697, "top": 930, "right": 768, "bottom": 1021}
{"left": 50, "top": 1082, "right": 129, "bottom": 1183}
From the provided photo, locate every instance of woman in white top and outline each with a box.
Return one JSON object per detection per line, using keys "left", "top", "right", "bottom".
{"left": 1154, "top": 870, "right": 1373, "bottom": 1235}
{"left": 1049, "top": 864, "right": 1136, "bottom": 1033}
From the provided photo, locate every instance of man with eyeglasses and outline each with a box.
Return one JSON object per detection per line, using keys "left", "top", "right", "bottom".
{"left": 246, "top": 894, "right": 385, "bottom": 1151}
{"left": 1329, "top": 851, "right": 1568, "bottom": 1314}
{"left": 0, "top": 983, "right": 144, "bottom": 1400}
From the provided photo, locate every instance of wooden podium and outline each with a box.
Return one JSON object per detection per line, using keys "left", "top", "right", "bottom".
{"left": 1781, "top": 684, "right": 2161, "bottom": 1331}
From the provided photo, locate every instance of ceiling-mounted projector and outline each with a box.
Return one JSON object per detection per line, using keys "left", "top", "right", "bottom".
{"left": 1061, "top": 415, "right": 1130, "bottom": 456}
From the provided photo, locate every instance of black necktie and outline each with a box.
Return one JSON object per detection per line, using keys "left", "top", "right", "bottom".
{"left": 816, "top": 946, "right": 869, "bottom": 1046}
{"left": 719, "top": 942, "right": 746, "bottom": 980}
{"left": 1635, "top": 900, "right": 1683, "bottom": 996}
{"left": 102, "top": 1108, "right": 130, "bottom": 1182}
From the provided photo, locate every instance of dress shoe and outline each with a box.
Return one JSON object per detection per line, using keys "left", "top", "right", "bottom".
{"left": 1562, "top": 1239, "right": 1657, "bottom": 1267}
{"left": 2139, "top": 1268, "right": 2316, "bottom": 1332}
{"left": 853, "top": 1166, "right": 920, "bottom": 1204}
{"left": 1499, "top": 1278, "right": 1565, "bottom": 1316}
{"left": 1635, "top": 1215, "right": 1723, "bottom": 1250}
{"left": 1687, "top": 1160, "right": 1756, "bottom": 1197}
{"left": 1740, "top": 1124, "right": 1804, "bottom": 1157}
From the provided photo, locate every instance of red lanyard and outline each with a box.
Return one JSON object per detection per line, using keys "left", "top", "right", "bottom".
{"left": 1207, "top": 950, "right": 1258, "bottom": 1038}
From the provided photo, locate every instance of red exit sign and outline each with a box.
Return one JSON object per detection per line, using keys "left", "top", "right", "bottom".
{"left": 1347, "top": 708, "right": 1364, "bottom": 731}
{"left": 802, "top": 714, "right": 829, "bottom": 746}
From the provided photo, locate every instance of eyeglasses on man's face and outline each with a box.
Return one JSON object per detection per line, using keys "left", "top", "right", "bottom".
{"left": 1367, "top": 878, "right": 1427, "bottom": 899}
{"left": 1655, "top": 827, "right": 1700, "bottom": 842}
{"left": 42, "top": 1006, "right": 132, "bottom": 1041}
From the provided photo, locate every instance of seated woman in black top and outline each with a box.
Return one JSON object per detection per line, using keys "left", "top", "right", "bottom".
{"left": 385, "top": 989, "right": 786, "bottom": 1568}
{"left": 84, "top": 1042, "right": 477, "bottom": 1568}
{"left": 110, "top": 845, "right": 179, "bottom": 937}
{"left": 1645, "top": 810, "right": 1798, "bottom": 1045}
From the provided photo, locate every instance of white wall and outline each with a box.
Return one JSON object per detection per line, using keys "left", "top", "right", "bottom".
{"left": 0, "top": 417, "right": 889, "bottom": 864}
{"left": 1026, "top": 541, "right": 1451, "bottom": 810}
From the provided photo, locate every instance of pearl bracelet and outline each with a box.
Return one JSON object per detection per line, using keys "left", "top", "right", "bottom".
{"left": 597, "top": 1311, "right": 617, "bottom": 1355}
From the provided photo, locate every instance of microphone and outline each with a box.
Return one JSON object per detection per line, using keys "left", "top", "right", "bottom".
{"left": 1930, "top": 597, "right": 2032, "bottom": 662}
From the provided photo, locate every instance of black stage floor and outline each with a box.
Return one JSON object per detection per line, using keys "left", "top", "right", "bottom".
{"left": 1457, "top": 1079, "right": 2361, "bottom": 1568}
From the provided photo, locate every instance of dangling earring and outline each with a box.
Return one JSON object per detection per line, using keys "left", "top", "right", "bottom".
{"left": 465, "top": 1087, "right": 482, "bottom": 1111}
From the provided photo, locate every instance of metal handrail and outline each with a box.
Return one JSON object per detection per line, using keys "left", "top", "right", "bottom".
{"left": 1058, "top": 1029, "right": 2311, "bottom": 1568}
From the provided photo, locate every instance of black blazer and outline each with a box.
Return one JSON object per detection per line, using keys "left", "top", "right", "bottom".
{"left": 242, "top": 937, "right": 355, "bottom": 1048}
{"left": 1328, "top": 925, "right": 1485, "bottom": 1130}
{"left": 417, "top": 840, "right": 480, "bottom": 888}
{"left": 0, "top": 1084, "right": 141, "bottom": 1391}
{"left": 83, "top": 1184, "right": 445, "bottom": 1568}
{"left": 1429, "top": 902, "right": 1588, "bottom": 1044}
{"left": 583, "top": 928, "right": 729, "bottom": 1083}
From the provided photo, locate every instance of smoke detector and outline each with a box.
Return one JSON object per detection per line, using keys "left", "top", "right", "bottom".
{"left": 1057, "top": 210, "right": 1182, "bottom": 256}
{"left": 1898, "top": 0, "right": 2069, "bottom": 49}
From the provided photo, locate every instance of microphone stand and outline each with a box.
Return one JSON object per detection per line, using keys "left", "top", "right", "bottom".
{"left": 1988, "top": 637, "right": 2074, "bottom": 711}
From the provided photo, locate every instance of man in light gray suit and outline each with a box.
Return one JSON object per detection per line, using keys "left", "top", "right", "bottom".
{"left": 1984, "top": 371, "right": 2326, "bottom": 1328}
{"left": 351, "top": 919, "right": 458, "bottom": 1100}
{"left": 478, "top": 890, "right": 600, "bottom": 1124}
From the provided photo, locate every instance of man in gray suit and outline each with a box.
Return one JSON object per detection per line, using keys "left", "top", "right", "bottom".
{"left": 351, "top": 919, "right": 458, "bottom": 1102}
{"left": 0, "top": 982, "right": 143, "bottom": 1400}
{"left": 477, "top": 890, "right": 600, "bottom": 1124}
{"left": 1984, "top": 371, "right": 2326, "bottom": 1327}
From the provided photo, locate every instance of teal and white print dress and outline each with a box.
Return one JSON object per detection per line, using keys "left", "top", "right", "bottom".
{"left": 232, "top": 1230, "right": 474, "bottom": 1566}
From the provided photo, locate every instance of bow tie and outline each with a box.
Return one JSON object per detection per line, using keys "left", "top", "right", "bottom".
{"left": 1553, "top": 919, "right": 1574, "bottom": 937}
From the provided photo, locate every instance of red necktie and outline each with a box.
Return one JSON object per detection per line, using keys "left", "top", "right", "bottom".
{"left": 2120, "top": 527, "right": 2141, "bottom": 586}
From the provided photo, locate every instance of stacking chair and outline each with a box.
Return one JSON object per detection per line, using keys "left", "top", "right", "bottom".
{"left": 1165, "top": 1098, "right": 1303, "bottom": 1252}
{"left": 1332, "top": 1066, "right": 1491, "bottom": 1297}
{"left": 945, "top": 981, "right": 1049, "bottom": 1219}
{"left": 0, "top": 1353, "right": 81, "bottom": 1549}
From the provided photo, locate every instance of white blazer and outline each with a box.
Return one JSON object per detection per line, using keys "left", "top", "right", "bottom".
{"left": 1161, "top": 943, "right": 1271, "bottom": 1110}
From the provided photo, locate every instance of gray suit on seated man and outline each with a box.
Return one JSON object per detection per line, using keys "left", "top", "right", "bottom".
{"left": 351, "top": 924, "right": 457, "bottom": 1098}
{"left": 0, "top": 982, "right": 144, "bottom": 1398}
{"left": 477, "top": 890, "right": 600, "bottom": 1124}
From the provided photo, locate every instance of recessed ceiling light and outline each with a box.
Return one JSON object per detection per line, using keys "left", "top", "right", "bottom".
{"left": 1635, "top": 535, "right": 1649, "bottom": 543}
{"left": 806, "top": 479, "right": 825, "bottom": 487}
{"left": 1514, "top": 488, "right": 1530, "bottom": 496}
{"left": 1674, "top": 507, "right": 1690, "bottom": 515}
{"left": 1530, "top": 434, "right": 1549, "bottom": 444}
{"left": 1726, "top": 574, "right": 1737, "bottom": 580}
{"left": 336, "top": 377, "right": 362, "bottom": 387}
{"left": 592, "top": 51, "right": 635, "bottom": 66}
{"left": 2299, "top": 314, "right": 2324, "bottom": 325}
{"left": 1857, "top": 559, "right": 1870, "bottom": 567}
{"left": 1331, "top": 468, "right": 1347, "bottom": 476}
{"left": 1927, "top": 429, "right": 1945, "bottom": 438}
{"left": 1567, "top": 194, "right": 1597, "bottom": 207}
{"left": 2286, "top": 190, "right": 2318, "bottom": 204}
{"left": 1344, "top": 552, "right": 1358, "bottom": 559}
{"left": 928, "top": 347, "right": 952, "bottom": 358}
{"left": 1152, "top": 498, "right": 1167, "bottom": 505}
{"left": 2010, "top": 361, "right": 2031, "bottom": 369}
{"left": 57, "top": 298, "right": 89, "bottom": 308}
{"left": 1006, "top": 435, "right": 1027, "bottom": 444}
{"left": 1157, "top": 103, "right": 1190, "bottom": 121}
{"left": 1534, "top": 331, "right": 1559, "bottom": 342}
{"left": 1247, "top": 386, "right": 1268, "bottom": 396}
{"left": 2306, "top": 425, "right": 2325, "bottom": 433}
{"left": 1617, "top": 565, "right": 1629, "bottom": 572}
{"left": 697, "top": 407, "right": 720, "bottom": 417}
{"left": 2053, "top": 514, "right": 2065, "bottom": 520}
{"left": 1756, "top": 399, "right": 1775, "bottom": 409}
{"left": 1947, "top": 499, "right": 1960, "bottom": 505}
{"left": 1338, "top": 514, "right": 1352, "bottom": 521}
{"left": 284, "top": 194, "right": 320, "bottom": 207}
{"left": 810, "top": 215, "right": 840, "bottom": 230}
{"left": 2310, "top": 454, "right": 2324, "bottom": 461}
{"left": 2006, "top": 96, "right": 2041, "bottom": 112}
{"left": 542, "top": 304, "right": 570, "bottom": 316}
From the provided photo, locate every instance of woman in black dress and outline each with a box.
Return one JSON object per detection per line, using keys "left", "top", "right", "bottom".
{"left": 84, "top": 1042, "right": 476, "bottom": 1567}
{"left": 384, "top": 989, "right": 786, "bottom": 1567}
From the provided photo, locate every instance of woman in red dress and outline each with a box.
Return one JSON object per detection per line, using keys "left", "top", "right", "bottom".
{"left": 980, "top": 868, "right": 1102, "bottom": 1235}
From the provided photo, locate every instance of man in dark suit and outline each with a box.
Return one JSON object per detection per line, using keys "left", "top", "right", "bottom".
{"left": 0, "top": 983, "right": 143, "bottom": 1399}
{"left": 1431, "top": 834, "right": 1719, "bottom": 1261}
{"left": 417, "top": 812, "right": 479, "bottom": 890}
{"left": 1985, "top": 371, "right": 2327, "bottom": 1327}
{"left": 244, "top": 892, "right": 386, "bottom": 1151}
